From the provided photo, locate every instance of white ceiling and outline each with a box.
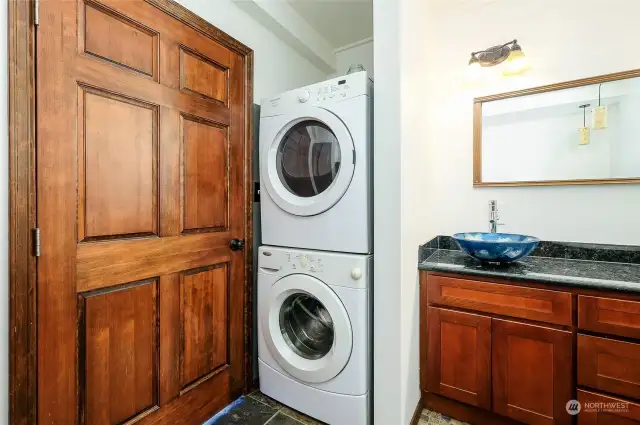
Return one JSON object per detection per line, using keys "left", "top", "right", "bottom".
{"left": 286, "top": 0, "right": 373, "bottom": 49}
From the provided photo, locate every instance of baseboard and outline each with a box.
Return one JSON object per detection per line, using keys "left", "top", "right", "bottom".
{"left": 410, "top": 396, "right": 423, "bottom": 425}
{"left": 422, "top": 391, "right": 521, "bottom": 425}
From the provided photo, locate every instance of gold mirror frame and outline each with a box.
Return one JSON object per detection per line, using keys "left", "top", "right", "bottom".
{"left": 473, "top": 69, "right": 640, "bottom": 187}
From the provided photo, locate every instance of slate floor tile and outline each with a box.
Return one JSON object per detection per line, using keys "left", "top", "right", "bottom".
{"left": 202, "top": 396, "right": 278, "bottom": 425}
{"left": 265, "top": 412, "right": 304, "bottom": 425}
{"left": 249, "top": 390, "right": 283, "bottom": 410}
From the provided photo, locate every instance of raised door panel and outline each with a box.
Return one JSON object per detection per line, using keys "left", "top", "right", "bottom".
{"left": 578, "top": 295, "right": 640, "bottom": 339}
{"left": 181, "top": 264, "right": 229, "bottom": 389}
{"left": 578, "top": 390, "right": 640, "bottom": 425}
{"left": 180, "top": 47, "right": 228, "bottom": 104}
{"left": 78, "top": 86, "right": 158, "bottom": 241}
{"left": 578, "top": 334, "right": 640, "bottom": 399}
{"left": 493, "top": 318, "right": 572, "bottom": 425}
{"left": 80, "top": 280, "right": 159, "bottom": 424}
{"left": 83, "top": 0, "right": 158, "bottom": 79}
{"left": 182, "top": 115, "right": 229, "bottom": 233}
{"left": 426, "top": 307, "right": 491, "bottom": 409}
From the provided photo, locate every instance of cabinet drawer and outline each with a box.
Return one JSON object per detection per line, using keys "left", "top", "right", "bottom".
{"left": 578, "top": 334, "right": 640, "bottom": 400}
{"left": 427, "top": 274, "right": 573, "bottom": 325}
{"left": 578, "top": 295, "right": 640, "bottom": 339}
{"left": 578, "top": 389, "right": 640, "bottom": 425}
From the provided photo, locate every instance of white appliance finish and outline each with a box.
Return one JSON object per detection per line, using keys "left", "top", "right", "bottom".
{"left": 259, "top": 72, "right": 373, "bottom": 254}
{"left": 257, "top": 246, "right": 372, "bottom": 425}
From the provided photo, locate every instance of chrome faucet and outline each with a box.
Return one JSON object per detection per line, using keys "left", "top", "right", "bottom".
{"left": 489, "top": 200, "right": 503, "bottom": 233}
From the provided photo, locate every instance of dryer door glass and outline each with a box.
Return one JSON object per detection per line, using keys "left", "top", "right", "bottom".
{"left": 279, "top": 293, "right": 334, "bottom": 359}
{"left": 277, "top": 121, "right": 341, "bottom": 198}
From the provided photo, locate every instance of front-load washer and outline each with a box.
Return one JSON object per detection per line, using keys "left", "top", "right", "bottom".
{"left": 259, "top": 72, "right": 373, "bottom": 254}
{"left": 257, "top": 246, "right": 372, "bottom": 425}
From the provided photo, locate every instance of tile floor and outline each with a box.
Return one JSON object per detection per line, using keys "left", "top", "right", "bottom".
{"left": 201, "top": 391, "right": 470, "bottom": 425}
{"left": 417, "top": 409, "right": 470, "bottom": 425}
{"left": 202, "top": 391, "right": 325, "bottom": 425}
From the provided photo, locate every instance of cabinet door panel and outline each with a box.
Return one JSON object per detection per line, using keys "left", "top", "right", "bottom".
{"left": 493, "top": 318, "right": 572, "bottom": 425}
{"left": 427, "top": 307, "right": 491, "bottom": 409}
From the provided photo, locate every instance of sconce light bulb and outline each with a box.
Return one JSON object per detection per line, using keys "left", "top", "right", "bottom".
{"left": 503, "top": 48, "right": 530, "bottom": 76}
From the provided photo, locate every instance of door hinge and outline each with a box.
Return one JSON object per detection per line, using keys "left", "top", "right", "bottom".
{"left": 34, "top": 0, "right": 39, "bottom": 26}
{"left": 33, "top": 228, "right": 40, "bottom": 257}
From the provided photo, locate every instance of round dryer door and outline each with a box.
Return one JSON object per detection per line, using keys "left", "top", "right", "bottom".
{"left": 261, "top": 274, "right": 353, "bottom": 383}
{"left": 261, "top": 107, "right": 355, "bottom": 216}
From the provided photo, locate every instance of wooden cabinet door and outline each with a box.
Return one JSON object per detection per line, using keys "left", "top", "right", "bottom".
{"left": 426, "top": 307, "right": 492, "bottom": 409}
{"left": 493, "top": 319, "right": 573, "bottom": 425}
{"left": 37, "top": 1, "right": 251, "bottom": 424}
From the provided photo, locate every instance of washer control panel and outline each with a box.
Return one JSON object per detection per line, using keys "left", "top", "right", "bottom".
{"left": 258, "top": 246, "right": 372, "bottom": 289}
{"left": 285, "top": 252, "right": 325, "bottom": 274}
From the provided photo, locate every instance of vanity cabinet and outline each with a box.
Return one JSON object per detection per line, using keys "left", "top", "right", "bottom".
{"left": 426, "top": 305, "right": 571, "bottom": 424}
{"left": 420, "top": 271, "right": 640, "bottom": 425}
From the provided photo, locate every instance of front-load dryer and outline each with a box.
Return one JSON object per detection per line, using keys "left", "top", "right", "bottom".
{"left": 259, "top": 72, "right": 373, "bottom": 254}
{"left": 257, "top": 246, "right": 372, "bottom": 425}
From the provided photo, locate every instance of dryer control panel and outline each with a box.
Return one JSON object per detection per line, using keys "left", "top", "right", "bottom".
{"left": 260, "top": 71, "right": 372, "bottom": 118}
{"left": 257, "top": 246, "right": 372, "bottom": 290}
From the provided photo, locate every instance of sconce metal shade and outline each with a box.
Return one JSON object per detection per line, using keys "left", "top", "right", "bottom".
{"left": 467, "top": 39, "right": 530, "bottom": 79}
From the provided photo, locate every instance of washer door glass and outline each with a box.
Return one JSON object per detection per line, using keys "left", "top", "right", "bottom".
{"left": 277, "top": 121, "right": 341, "bottom": 198}
{"left": 261, "top": 274, "right": 353, "bottom": 383}
{"left": 279, "top": 293, "right": 334, "bottom": 360}
{"left": 261, "top": 108, "right": 355, "bottom": 217}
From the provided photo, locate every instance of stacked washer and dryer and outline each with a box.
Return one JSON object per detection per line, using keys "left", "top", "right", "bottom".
{"left": 257, "top": 71, "right": 373, "bottom": 425}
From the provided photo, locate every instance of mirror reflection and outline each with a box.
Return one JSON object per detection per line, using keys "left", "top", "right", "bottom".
{"left": 479, "top": 75, "right": 640, "bottom": 184}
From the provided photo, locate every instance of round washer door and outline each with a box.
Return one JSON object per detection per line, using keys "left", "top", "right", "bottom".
{"left": 261, "top": 107, "right": 355, "bottom": 216}
{"left": 261, "top": 274, "right": 353, "bottom": 383}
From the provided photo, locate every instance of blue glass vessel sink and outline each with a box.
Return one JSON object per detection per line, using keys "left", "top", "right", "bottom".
{"left": 453, "top": 232, "right": 540, "bottom": 263}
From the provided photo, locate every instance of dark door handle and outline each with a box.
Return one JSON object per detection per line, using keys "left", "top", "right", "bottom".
{"left": 230, "top": 239, "right": 245, "bottom": 251}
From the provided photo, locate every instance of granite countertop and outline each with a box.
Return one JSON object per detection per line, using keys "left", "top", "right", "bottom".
{"left": 419, "top": 236, "right": 640, "bottom": 293}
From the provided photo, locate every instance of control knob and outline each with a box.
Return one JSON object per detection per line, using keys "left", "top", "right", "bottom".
{"left": 297, "top": 89, "right": 311, "bottom": 103}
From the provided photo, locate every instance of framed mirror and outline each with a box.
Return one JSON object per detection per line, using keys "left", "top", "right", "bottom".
{"left": 474, "top": 69, "right": 640, "bottom": 187}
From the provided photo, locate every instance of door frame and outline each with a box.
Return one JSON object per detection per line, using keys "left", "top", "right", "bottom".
{"left": 8, "top": 1, "right": 255, "bottom": 423}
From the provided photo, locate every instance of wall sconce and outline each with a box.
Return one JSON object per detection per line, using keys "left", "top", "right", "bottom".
{"left": 467, "top": 39, "right": 531, "bottom": 80}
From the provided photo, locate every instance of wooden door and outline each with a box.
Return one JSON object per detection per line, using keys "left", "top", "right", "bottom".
{"left": 492, "top": 318, "right": 572, "bottom": 425}
{"left": 426, "top": 307, "right": 492, "bottom": 409}
{"left": 37, "top": 1, "right": 251, "bottom": 424}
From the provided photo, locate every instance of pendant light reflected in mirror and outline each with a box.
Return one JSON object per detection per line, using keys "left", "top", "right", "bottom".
{"left": 592, "top": 84, "right": 608, "bottom": 129}
{"left": 578, "top": 104, "right": 591, "bottom": 146}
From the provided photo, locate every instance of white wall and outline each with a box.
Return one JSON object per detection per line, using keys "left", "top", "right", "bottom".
{"left": 331, "top": 39, "right": 374, "bottom": 79}
{"left": 176, "top": 0, "right": 328, "bottom": 102}
{"left": 372, "top": 0, "right": 403, "bottom": 423}
{"left": 372, "top": 0, "right": 427, "bottom": 423}
{"left": 421, "top": 0, "right": 640, "bottom": 245}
